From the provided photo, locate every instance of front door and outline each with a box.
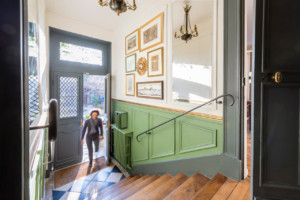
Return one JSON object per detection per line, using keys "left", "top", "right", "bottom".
{"left": 50, "top": 27, "right": 111, "bottom": 169}
{"left": 52, "top": 72, "right": 83, "bottom": 169}
{"left": 253, "top": 0, "right": 300, "bottom": 199}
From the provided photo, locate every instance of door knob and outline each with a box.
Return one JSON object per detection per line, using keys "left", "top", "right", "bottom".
{"left": 272, "top": 72, "right": 282, "bottom": 83}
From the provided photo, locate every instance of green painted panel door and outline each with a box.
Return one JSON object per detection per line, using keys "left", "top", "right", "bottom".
{"left": 132, "top": 110, "right": 149, "bottom": 162}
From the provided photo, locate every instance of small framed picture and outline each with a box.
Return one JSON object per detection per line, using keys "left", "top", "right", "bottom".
{"left": 147, "top": 47, "right": 163, "bottom": 77}
{"left": 125, "top": 53, "right": 136, "bottom": 73}
{"left": 125, "top": 73, "right": 135, "bottom": 96}
{"left": 136, "top": 81, "right": 163, "bottom": 100}
{"left": 139, "top": 13, "right": 163, "bottom": 52}
{"left": 125, "top": 29, "right": 139, "bottom": 55}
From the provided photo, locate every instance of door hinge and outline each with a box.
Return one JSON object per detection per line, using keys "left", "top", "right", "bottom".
{"left": 242, "top": 77, "right": 246, "bottom": 86}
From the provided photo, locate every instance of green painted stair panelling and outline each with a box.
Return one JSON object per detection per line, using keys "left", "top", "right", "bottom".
{"left": 112, "top": 100, "right": 223, "bottom": 166}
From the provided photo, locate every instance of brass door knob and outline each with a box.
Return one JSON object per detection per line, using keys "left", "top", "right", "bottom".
{"left": 272, "top": 72, "right": 282, "bottom": 83}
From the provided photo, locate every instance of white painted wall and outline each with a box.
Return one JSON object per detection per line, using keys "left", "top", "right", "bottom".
{"left": 111, "top": 0, "right": 223, "bottom": 116}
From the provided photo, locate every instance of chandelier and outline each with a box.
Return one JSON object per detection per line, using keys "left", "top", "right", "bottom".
{"left": 98, "top": 0, "right": 137, "bottom": 15}
{"left": 174, "top": 2, "right": 198, "bottom": 43}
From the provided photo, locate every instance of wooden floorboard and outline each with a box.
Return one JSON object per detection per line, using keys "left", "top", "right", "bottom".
{"left": 227, "top": 177, "right": 251, "bottom": 200}
{"left": 164, "top": 173, "right": 210, "bottom": 200}
{"left": 127, "top": 174, "right": 172, "bottom": 200}
{"left": 113, "top": 175, "right": 160, "bottom": 200}
{"left": 144, "top": 173, "right": 188, "bottom": 200}
{"left": 192, "top": 173, "right": 227, "bottom": 200}
{"left": 211, "top": 178, "right": 238, "bottom": 200}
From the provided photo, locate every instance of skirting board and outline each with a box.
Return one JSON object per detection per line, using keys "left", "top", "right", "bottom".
{"left": 132, "top": 154, "right": 242, "bottom": 181}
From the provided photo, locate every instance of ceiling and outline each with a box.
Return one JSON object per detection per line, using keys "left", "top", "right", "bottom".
{"left": 45, "top": 0, "right": 163, "bottom": 32}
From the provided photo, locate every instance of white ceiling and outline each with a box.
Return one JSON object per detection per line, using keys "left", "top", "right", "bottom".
{"left": 45, "top": 0, "right": 163, "bottom": 31}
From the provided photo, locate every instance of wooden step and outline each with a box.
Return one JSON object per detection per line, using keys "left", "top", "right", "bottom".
{"left": 192, "top": 173, "right": 227, "bottom": 200}
{"left": 211, "top": 178, "right": 238, "bottom": 200}
{"left": 143, "top": 173, "right": 188, "bottom": 200}
{"left": 163, "top": 172, "right": 210, "bottom": 200}
{"left": 243, "top": 187, "right": 251, "bottom": 200}
{"left": 96, "top": 175, "right": 140, "bottom": 198}
{"left": 113, "top": 175, "right": 160, "bottom": 200}
{"left": 227, "top": 178, "right": 250, "bottom": 200}
{"left": 101, "top": 175, "right": 150, "bottom": 200}
{"left": 127, "top": 174, "right": 172, "bottom": 200}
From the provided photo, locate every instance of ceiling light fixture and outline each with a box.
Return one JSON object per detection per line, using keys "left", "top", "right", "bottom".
{"left": 174, "top": 1, "right": 198, "bottom": 43}
{"left": 98, "top": 0, "right": 137, "bottom": 15}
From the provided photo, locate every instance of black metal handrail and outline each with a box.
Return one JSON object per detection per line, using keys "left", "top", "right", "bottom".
{"left": 136, "top": 94, "right": 235, "bottom": 142}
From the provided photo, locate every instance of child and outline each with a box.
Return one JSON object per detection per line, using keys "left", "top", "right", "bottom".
{"left": 81, "top": 110, "right": 103, "bottom": 167}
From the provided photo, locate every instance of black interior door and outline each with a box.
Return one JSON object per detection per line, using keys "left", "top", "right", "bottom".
{"left": 253, "top": 0, "right": 300, "bottom": 199}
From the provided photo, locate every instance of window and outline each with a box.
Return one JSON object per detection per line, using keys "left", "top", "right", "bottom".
{"left": 28, "top": 22, "right": 40, "bottom": 123}
{"left": 60, "top": 42, "right": 102, "bottom": 65}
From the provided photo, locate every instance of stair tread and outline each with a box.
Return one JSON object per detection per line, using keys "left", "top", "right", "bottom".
{"left": 163, "top": 172, "right": 210, "bottom": 200}
{"left": 227, "top": 178, "right": 250, "bottom": 200}
{"left": 211, "top": 178, "right": 238, "bottom": 200}
{"left": 127, "top": 174, "right": 172, "bottom": 200}
{"left": 242, "top": 187, "right": 251, "bottom": 200}
{"left": 101, "top": 175, "right": 150, "bottom": 200}
{"left": 143, "top": 173, "right": 188, "bottom": 200}
{"left": 96, "top": 175, "right": 140, "bottom": 198}
{"left": 113, "top": 175, "right": 160, "bottom": 200}
{"left": 192, "top": 173, "right": 227, "bottom": 200}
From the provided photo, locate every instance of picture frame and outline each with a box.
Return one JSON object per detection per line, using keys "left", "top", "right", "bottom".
{"left": 125, "top": 53, "right": 136, "bottom": 73}
{"left": 139, "top": 13, "right": 163, "bottom": 52}
{"left": 147, "top": 47, "right": 163, "bottom": 77}
{"left": 136, "top": 81, "right": 163, "bottom": 100}
{"left": 125, "top": 29, "right": 139, "bottom": 55}
{"left": 125, "top": 73, "right": 135, "bottom": 96}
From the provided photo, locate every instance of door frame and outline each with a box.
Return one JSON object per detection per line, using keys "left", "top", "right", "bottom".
{"left": 49, "top": 27, "right": 111, "bottom": 169}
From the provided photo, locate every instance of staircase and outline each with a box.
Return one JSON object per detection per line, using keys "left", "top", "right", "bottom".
{"left": 95, "top": 172, "right": 250, "bottom": 200}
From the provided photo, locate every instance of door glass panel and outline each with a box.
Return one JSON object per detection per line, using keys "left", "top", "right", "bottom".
{"left": 83, "top": 74, "right": 105, "bottom": 120}
{"left": 59, "top": 76, "right": 79, "bottom": 118}
{"left": 60, "top": 42, "right": 102, "bottom": 65}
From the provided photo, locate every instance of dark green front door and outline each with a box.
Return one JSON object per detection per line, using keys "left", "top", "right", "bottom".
{"left": 253, "top": 0, "right": 300, "bottom": 199}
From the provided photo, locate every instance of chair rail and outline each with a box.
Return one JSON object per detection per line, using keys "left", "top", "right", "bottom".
{"left": 136, "top": 94, "right": 235, "bottom": 142}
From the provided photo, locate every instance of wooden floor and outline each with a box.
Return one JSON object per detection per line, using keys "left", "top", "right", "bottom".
{"left": 94, "top": 172, "right": 250, "bottom": 199}
{"left": 54, "top": 156, "right": 112, "bottom": 188}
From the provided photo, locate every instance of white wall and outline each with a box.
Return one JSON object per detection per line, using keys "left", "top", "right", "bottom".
{"left": 111, "top": 0, "right": 223, "bottom": 116}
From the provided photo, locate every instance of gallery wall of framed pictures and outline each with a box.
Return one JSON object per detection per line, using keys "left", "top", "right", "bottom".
{"left": 124, "top": 12, "right": 165, "bottom": 100}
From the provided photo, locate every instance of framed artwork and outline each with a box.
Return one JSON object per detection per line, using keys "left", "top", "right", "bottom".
{"left": 125, "top": 53, "right": 136, "bottom": 73}
{"left": 125, "top": 29, "right": 139, "bottom": 55}
{"left": 136, "top": 81, "right": 163, "bottom": 100}
{"left": 137, "top": 57, "right": 147, "bottom": 76}
{"left": 125, "top": 73, "right": 135, "bottom": 96}
{"left": 139, "top": 13, "right": 163, "bottom": 52}
{"left": 147, "top": 47, "right": 163, "bottom": 77}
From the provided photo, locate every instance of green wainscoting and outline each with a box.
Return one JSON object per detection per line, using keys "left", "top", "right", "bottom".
{"left": 112, "top": 100, "right": 223, "bottom": 166}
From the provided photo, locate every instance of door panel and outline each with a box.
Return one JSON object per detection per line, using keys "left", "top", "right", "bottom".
{"left": 253, "top": 0, "right": 300, "bottom": 199}
{"left": 53, "top": 72, "right": 83, "bottom": 169}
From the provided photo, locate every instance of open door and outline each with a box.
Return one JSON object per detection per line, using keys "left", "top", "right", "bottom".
{"left": 105, "top": 73, "right": 112, "bottom": 165}
{"left": 252, "top": 0, "right": 300, "bottom": 199}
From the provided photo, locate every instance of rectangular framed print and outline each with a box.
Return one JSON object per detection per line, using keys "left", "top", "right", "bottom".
{"left": 136, "top": 81, "right": 163, "bottom": 100}
{"left": 125, "top": 53, "right": 136, "bottom": 73}
{"left": 147, "top": 47, "right": 163, "bottom": 77}
{"left": 125, "top": 73, "right": 135, "bottom": 96}
{"left": 139, "top": 13, "right": 163, "bottom": 52}
{"left": 125, "top": 29, "right": 139, "bottom": 55}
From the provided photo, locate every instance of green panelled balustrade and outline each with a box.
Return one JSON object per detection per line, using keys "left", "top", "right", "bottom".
{"left": 30, "top": 129, "right": 47, "bottom": 200}
{"left": 112, "top": 100, "right": 223, "bottom": 167}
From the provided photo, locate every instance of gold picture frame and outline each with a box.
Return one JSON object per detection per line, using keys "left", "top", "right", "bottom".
{"left": 125, "top": 29, "right": 139, "bottom": 55}
{"left": 136, "top": 81, "right": 163, "bottom": 100}
{"left": 125, "top": 73, "right": 135, "bottom": 96}
{"left": 137, "top": 57, "right": 147, "bottom": 76}
{"left": 147, "top": 47, "right": 164, "bottom": 77}
{"left": 139, "top": 13, "right": 164, "bottom": 52}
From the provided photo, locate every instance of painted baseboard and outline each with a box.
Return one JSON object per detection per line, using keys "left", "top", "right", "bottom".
{"left": 132, "top": 153, "right": 242, "bottom": 181}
